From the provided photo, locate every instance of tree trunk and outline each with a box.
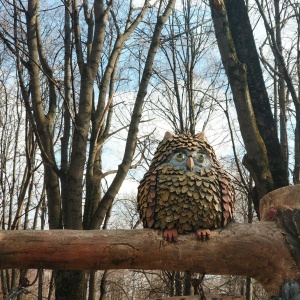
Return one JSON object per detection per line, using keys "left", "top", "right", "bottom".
{"left": 294, "top": 5, "right": 300, "bottom": 184}
{"left": 224, "top": 0, "right": 289, "bottom": 190}
{"left": 273, "top": 0, "right": 289, "bottom": 182}
{"left": 254, "top": 0, "right": 300, "bottom": 186}
{"left": 209, "top": 0, "right": 274, "bottom": 212}
{"left": 246, "top": 277, "right": 253, "bottom": 300}
{"left": 26, "top": 0, "right": 62, "bottom": 230}
{"left": 184, "top": 271, "right": 192, "bottom": 296}
{"left": 175, "top": 272, "right": 182, "bottom": 296}
{"left": 38, "top": 269, "right": 43, "bottom": 300}
{"left": 88, "top": 271, "right": 96, "bottom": 300}
{"left": 54, "top": 270, "right": 88, "bottom": 300}
{"left": 99, "top": 270, "right": 108, "bottom": 300}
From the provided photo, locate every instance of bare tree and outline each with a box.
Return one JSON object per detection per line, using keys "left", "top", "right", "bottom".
{"left": 1, "top": 0, "right": 300, "bottom": 299}
{"left": 252, "top": 0, "right": 300, "bottom": 184}
{"left": 148, "top": 0, "right": 221, "bottom": 135}
{"left": 0, "top": 55, "right": 44, "bottom": 298}
{"left": 0, "top": 0, "right": 176, "bottom": 298}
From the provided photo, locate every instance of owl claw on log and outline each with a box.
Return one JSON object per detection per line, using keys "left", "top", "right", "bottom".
{"left": 195, "top": 229, "right": 211, "bottom": 241}
{"left": 137, "top": 132, "right": 235, "bottom": 239}
{"left": 163, "top": 229, "right": 178, "bottom": 243}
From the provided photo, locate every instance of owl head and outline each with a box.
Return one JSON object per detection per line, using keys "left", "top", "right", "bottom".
{"left": 149, "top": 131, "right": 221, "bottom": 173}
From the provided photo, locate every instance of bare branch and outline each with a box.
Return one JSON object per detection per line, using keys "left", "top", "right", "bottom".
{"left": 90, "top": 0, "right": 177, "bottom": 229}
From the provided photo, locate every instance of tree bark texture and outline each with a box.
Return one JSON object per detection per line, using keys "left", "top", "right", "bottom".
{"left": 0, "top": 222, "right": 298, "bottom": 297}
{"left": 224, "top": 0, "right": 289, "bottom": 189}
{"left": 209, "top": 0, "right": 274, "bottom": 212}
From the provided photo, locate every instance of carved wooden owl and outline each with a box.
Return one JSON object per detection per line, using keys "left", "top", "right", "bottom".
{"left": 137, "top": 131, "right": 235, "bottom": 241}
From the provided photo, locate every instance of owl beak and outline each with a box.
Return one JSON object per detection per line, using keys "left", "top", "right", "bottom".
{"left": 186, "top": 157, "right": 194, "bottom": 171}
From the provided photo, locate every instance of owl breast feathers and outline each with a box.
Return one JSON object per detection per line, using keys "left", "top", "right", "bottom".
{"left": 137, "top": 132, "right": 235, "bottom": 234}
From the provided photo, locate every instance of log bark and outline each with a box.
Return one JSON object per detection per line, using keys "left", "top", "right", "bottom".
{"left": 154, "top": 296, "right": 245, "bottom": 300}
{"left": 0, "top": 222, "right": 299, "bottom": 297}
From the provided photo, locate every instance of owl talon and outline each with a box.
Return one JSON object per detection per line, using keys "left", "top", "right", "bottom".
{"left": 163, "top": 229, "right": 178, "bottom": 243}
{"left": 196, "top": 229, "right": 211, "bottom": 241}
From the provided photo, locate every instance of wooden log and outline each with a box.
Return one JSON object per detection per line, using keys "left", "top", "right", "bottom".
{"left": 0, "top": 222, "right": 299, "bottom": 296}
{"left": 152, "top": 295, "right": 245, "bottom": 300}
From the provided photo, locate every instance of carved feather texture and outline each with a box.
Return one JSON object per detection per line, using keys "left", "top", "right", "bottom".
{"left": 137, "top": 133, "right": 235, "bottom": 233}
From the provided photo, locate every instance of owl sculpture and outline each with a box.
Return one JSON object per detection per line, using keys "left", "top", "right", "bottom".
{"left": 137, "top": 131, "right": 235, "bottom": 242}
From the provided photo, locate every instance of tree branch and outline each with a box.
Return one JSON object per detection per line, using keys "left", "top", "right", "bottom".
{"left": 89, "top": 0, "right": 176, "bottom": 229}
{"left": 0, "top": 222, "right": 298, "bottom": 297}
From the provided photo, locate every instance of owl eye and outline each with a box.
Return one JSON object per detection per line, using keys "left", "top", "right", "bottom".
{"left": 196, "top": 152, "right": 206, "bottom": 163}
{"left": 173, "top": 152, "right": 186, "bottom": 162}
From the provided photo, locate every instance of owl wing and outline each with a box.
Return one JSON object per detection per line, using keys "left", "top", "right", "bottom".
{"left": 137, "top": 169, "right": 157, "bottom": 228}
{"left": 218, "top": 170, "right": 235, "bottom": 226}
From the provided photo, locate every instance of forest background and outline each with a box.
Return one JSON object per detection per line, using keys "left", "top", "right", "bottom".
{"left": 0, "top": 0, "right": 299, "bottom": 299}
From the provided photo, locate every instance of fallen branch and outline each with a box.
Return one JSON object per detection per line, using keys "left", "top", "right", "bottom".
{"left": 0, "top": 222, "right": 298, "bottom": 296}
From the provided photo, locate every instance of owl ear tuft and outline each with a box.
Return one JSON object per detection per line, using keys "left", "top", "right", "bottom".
{"left": 196, "top": 131, "right": 208, "bottom": 142}
{"left": 163, "top": 131, "right": 174, "bottom": 141}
